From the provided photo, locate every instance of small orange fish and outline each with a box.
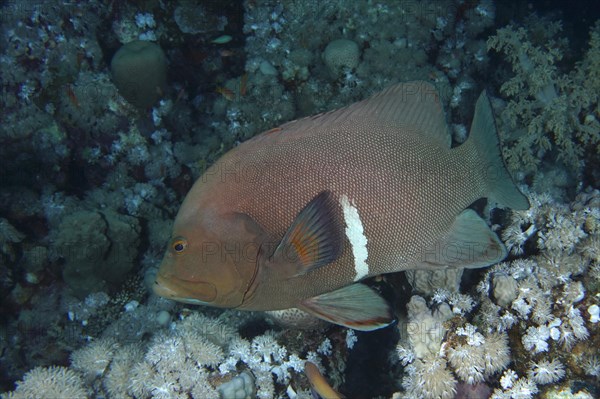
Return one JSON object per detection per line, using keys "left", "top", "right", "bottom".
{"left": 304, "top": 361, "right": 343, "bottom": 399}
{"left": 219, "top": 49, "right": 235, "bottom": 57}
{"left": 175, "top": 87, "right": 186, "bottom": 105}
{"left": 216, "top": 86, "right": 235, "bottom": 101}
{"left": 240, "top": 73, "right": 248, "bottom": 96}
{"left": 66, "top": 85, "right": 80, "bottom": 108}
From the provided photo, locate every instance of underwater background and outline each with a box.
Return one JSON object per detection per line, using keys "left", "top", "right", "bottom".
{"left": 1, "top": 0, "right": 600, "bottom": 398}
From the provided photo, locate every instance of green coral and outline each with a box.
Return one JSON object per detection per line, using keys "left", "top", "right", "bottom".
{"left": 487, "top": 18, "right": 600, "bottom": 175}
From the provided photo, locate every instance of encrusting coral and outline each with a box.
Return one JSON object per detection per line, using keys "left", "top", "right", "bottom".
{"left": 52, "top": 209, "right": 141, "bottom": 298}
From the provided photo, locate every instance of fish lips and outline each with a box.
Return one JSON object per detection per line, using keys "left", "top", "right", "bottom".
{"left": 153, "top": 273, "right": 218, "bottom": 305}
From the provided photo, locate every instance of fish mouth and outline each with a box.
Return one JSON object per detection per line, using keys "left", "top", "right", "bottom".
{"left": 153, "top": 273, "right": 217, "bottom": 305}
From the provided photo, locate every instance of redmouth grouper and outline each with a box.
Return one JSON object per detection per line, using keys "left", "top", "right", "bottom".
{"left": 153, "top": 81, "right": 529, "bottom": 331}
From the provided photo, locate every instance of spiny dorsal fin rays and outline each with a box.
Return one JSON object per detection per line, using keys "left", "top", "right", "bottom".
{"left": 268, "top": 191, "right": 344, "bottom": 278}
{"left": 274, "top": 81, "right": 451, "bottom": 146}
{"left": 359, "top": 81, "right": 451, "bottom": 146}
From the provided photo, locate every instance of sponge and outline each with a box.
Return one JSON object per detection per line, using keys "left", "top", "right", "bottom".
{"left": 110, "top": 40, "right": 167, "bottom": 108}
{"left": 322, "top": 39, "right": 360, "bottom": 77}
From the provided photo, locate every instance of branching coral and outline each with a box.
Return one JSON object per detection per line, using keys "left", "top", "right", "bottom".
{"left": 401, "top": 355, "right": 457, "bottom": 399}
{"left": 501, "top": 190, "right": 596, "bottom": 258}
{"left": 488, "top": 18, "right": 600, "bottom": 175}
{"left": 1, "top": 307, "right": 336, "bottom": 399}
{"left": 467, "top": 189, "right": 599, "bottom": 396}
{"left": 70, "top": 337, "right": 120, "bottom": 380}
{"left": 1, "top": 366, "right": 87, "bottom": 399}
{"left": 396, "top": 296, "right": 511, "bottom": 399}
{"left": 394, "top": 186, "right": 599, "bottom": 399}
{"left": 527, "top": 358, "right": 565, "bottom": 385}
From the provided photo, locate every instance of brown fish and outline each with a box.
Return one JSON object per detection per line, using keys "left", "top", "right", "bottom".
{"left": 153, "top": 81, "right": 528, "bottom": 330}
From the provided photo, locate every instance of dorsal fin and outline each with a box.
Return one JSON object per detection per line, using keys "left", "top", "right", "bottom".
{"left": 276, "top": 81, "right": 451, "bottom": 146}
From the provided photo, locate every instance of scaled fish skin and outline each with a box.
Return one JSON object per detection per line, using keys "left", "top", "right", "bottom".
{"left": 153, "top": 81, "right": 529, "bottom": 330}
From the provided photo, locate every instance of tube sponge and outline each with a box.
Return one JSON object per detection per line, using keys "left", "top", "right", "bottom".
{"left": 110, "top": 40, "right": 167, "bottom": 108}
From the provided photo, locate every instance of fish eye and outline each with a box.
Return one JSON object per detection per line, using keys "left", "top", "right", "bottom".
{"left": 171, "top": 237, "right": 188, "bottom": 253}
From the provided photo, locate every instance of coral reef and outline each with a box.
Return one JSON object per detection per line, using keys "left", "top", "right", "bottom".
{"left": 0, "top": 1, "right": 599, "bottom": 398}
{"left": 53, "top": 209, "right": 140, "bottom": 298}
{"left": 396, "top": 295, "right": 511, "bottom": 398}
{"left": 488, "top": 18, "right": 600, "bottom": 177}
{"left": 3, "top": 308, "right": 343, "bottom": 399}
{"left": 390, "top": 189, "right": 600, "bottom": 398}
{"left": 2, "top": 366, "right": 87, "bottom": 399}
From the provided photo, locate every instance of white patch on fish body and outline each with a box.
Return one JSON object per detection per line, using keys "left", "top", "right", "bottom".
{"left": 339, "top": 194, "right": 369, "bottom": 281}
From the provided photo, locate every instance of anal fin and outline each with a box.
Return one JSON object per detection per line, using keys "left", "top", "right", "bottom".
{"left": 298, "top": 284, "right": 394, "bottom": 331}
{"left": 416, "top": 209, "right": 507, "bottom": 269}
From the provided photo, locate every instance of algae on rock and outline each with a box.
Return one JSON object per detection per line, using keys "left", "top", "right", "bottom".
{"left": 55, "top": 209, "right": 140, "bottom": 298}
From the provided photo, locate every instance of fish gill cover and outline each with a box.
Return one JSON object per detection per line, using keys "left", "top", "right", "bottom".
{"left": 0, "top": 1, "right": 599, "bottom": 398}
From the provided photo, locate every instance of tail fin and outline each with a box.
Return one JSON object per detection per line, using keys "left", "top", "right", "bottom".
{"left": 468, "top": 91, "right": 529, "bottom": 210}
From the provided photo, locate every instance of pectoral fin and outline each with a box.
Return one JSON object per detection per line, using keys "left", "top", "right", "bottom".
{"left": 416, "top": 209, "right": 507, "bottom": 269}
{"left": 299, "top": 284, "right": 394, "bottom": 331}
{"left": 268, "top": 191, "right": 344, "bottom": 278}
